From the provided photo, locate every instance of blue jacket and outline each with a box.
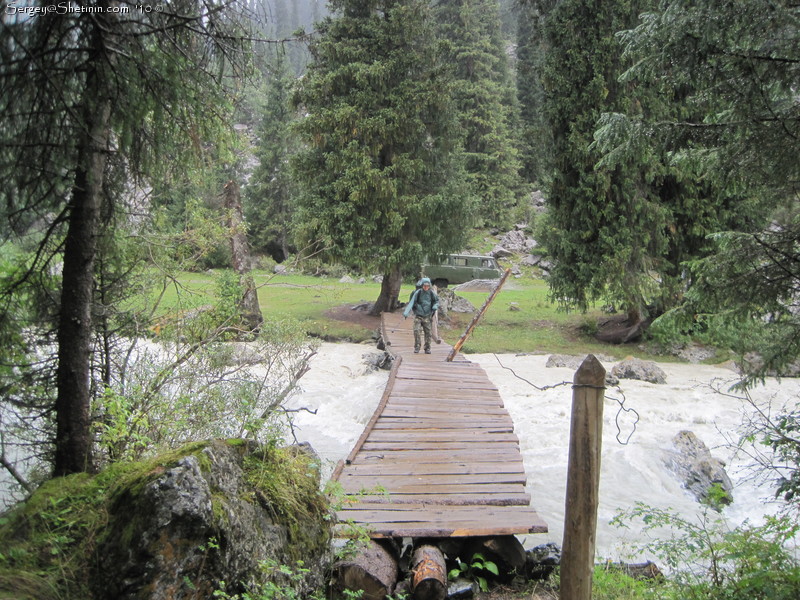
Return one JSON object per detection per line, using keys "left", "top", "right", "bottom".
{"left": 403, "top": 277, "right": 439, "bottom": 318}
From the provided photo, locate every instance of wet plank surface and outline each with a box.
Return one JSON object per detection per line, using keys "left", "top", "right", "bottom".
{"left": 330, "top": 311, "right": 548, "bottom": 538}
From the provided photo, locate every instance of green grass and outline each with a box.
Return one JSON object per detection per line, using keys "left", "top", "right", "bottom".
{"left": 441, "top": 282, "right": 646, "bottom": 359}
{"left": 149, "top": 269, "right": 678, "bottom": 360}
{"left": 148, "top": 270, "right": 381, "bottom": 341}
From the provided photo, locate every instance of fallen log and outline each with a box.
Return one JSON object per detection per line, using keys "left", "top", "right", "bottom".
{"left": 411, "top": 545, "right": 447, "bottom": 600}
{"left": 334, "top": 540, "right": 398, "bottom": 600}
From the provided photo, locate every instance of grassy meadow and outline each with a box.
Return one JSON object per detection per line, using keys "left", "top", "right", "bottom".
{"left": 155, "top": 269, "right": 680, "bottom": 362}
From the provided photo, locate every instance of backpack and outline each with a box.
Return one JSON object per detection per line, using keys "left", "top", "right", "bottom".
{"left": 408, "top": 283, "right": 422, "bottom": 303}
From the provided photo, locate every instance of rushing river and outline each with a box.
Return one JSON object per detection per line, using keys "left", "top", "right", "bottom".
{"left": 2, "top": 341, "right": 795, "bottom": 563}
{"left": 284, "top": 342, "right": 800, "bottom": 562}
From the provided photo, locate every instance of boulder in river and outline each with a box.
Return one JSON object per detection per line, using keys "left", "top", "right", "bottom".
{"left": 664, "top": 430, "right": 734, "bottom": 508}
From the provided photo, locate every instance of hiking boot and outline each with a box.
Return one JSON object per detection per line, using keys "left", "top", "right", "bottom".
{"left": 424, "top": 349, "right": 431, "bottom": 354}
{"left": 414, "top": 348, "right": 420, "bottom": 354}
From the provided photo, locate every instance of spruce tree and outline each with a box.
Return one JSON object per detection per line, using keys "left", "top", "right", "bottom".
{"left": 536, "top": 0, "right": 666, "bottom": 329}
{"left": 609, "top": 0, "right": 799, "bottom": 376}
{"left": 246, "top": 51, "right": 299, "bottom": 261}
{"left": 435, "top": 0, "right": 525, "bottom": 226}
{"left": 516, "top": 0, "right": 554, "bottom": 186}
{"left": 292, "top": 0, "right": 475, "bottom": 314}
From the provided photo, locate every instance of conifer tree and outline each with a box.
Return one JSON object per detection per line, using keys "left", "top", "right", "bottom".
{"left": 292, "top": 0, "right": 474, "bottom": 314}
{"left": 533, "top": 0, "right": 774, "bottom": 339}
{"left": 607, "top": 0, "right": 798, "bottom": 375}
{"left": 516, "top": 0, "right": 554, "bottom": 185}
{"left": 536, "top": 0, "right": 666, "bottom": 331}
{"left": 0, "top": 3, "right": 247, "bottom": 475}
{"left": 435, "top": 0, "right": 525, "bottom": 226}
{"left": 246, "top": 51, "right": 299, "bottom": 261}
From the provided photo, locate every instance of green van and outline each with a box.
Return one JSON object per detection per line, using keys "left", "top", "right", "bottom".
{"left": 421, "top": 254, "right": 503, "bottom": 287}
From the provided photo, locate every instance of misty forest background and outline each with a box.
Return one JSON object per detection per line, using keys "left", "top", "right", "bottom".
{"left": 1, "top": 0, "right": 799, "bottom": 541}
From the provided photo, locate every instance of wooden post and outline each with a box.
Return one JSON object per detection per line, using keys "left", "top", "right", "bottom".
{"left": 446, "top": 268, "right": 511, "bottom": 361}
{"left": 560, "top": 355, "right": 605, "bottom": 600}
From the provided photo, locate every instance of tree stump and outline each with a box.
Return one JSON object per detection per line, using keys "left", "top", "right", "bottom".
{"left": 411, "top": 545, "right": 447, "bottom": 600}
{"left": 334, "top": 540, "right": 398, "bottom": 600}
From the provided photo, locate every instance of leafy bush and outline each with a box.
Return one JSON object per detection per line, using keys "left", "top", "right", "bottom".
{"left": 612, "top": 502, "right": 800, "bottom": 600}
{"left": 93, "top": 316, "right": 318, "bottom": 464}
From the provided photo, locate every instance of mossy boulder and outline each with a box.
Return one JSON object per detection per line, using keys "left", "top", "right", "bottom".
{"left": 0, "top": 439, "right": 332, "bottom": 600}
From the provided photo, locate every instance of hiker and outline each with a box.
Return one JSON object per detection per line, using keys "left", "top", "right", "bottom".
{"left": 403, "top": 277, "right": 439, "bottom": 354}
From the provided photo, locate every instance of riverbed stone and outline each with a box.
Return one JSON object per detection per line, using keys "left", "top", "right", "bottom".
{"left": 611, "top": 357, "right": 667, "bottom": 384}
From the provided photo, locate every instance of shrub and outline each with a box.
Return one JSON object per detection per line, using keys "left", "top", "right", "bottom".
{"left": 612, "top": 502, "right": 800, "bottom": 600}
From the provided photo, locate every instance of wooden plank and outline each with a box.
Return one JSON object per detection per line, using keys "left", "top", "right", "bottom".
{"left": 371, "top": 419, "right": 514, "bottom": 429}
{"left": 381, "top": 399, "right": 503, "bottom": 407}
{"left": 368, "top": 427, "right": 515, "bottom": 436}
{"left": 395, "top": 374, "right": 490, "bottom": 384}
{"left": 381, "top": 406, "right": 509, "bottom": 416}
{"left": 339, "top": 472, "right": 527, "bottom": 488}
{"left": 341, "top": 483, "right": 524, "bottom": 495}
{"left": 360, "top": 441, "right": 520, "bottom": 451}
{"left": 364, "top": 430, "right": 519, "bottom": 443}
{"left": 351, "top": 449, "right": 524, "bottom": 464}
{"left": 392, "top": 383, "right": 499, "bottom": 393}
{"left": 350, "top": 493, "right": 531, "bottom": 506}
{"left": 336, "top": 505, "right": 549, "bottom": 537}
{"left": 373, "top": 414, "right": 514, "bottom": 431}
{"left": 386, "top": 395, "right": 505, "bottom": 404}
{"left": 349, "top": 444, "right": 519, "bottom": 464}
{"left": 343, "top": 460, "right": 524, "bottom": 476}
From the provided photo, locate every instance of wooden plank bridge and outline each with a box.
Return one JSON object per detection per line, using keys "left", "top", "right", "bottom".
{"left": 331, "top": 311, "right": 548, "bottom": 539}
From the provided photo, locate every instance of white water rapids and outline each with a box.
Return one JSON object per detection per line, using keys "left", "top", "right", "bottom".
{"left": 284, "top": 342, "right": 800, "bottom": 562}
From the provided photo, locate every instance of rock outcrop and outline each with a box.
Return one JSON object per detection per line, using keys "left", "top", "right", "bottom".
{"left": 437, "top": 287, "right": 477, "bottom": 314}
{"left": 0, "top": 439, "right": 332, "bottom": 600}
{"left": 95, "top": 441, "right": 324, "bottom": 598}
{"left": 92, "top": 440, "right": 331, "bottom": 600}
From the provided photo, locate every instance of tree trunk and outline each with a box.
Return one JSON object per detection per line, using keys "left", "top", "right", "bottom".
{"left": 54, "top": 64, "right": 113, "bottom": 476}
{"left": 369, "top": 265, "right": 402, "bottom": 316}
{"left": 224, "top": 179, "right": 263, "bottom": 333}
{"left": 626, "top": 304, "right": 642, "bottom": 325}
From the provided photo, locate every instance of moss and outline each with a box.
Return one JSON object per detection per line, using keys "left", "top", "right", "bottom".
{"left": 0, "top": 441, "right": 219, "bottom": 600}
{"left": 211, "top": 492, "right": 231, "bottom": 527}
{"left": 242, "top": 445, "right": 331, "bottom": 561}
{"left": 104, "top": 440, "right": 211, "bottom": 504}
{"left": 0, "top": 470, "right": 110, "bottom": 599}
